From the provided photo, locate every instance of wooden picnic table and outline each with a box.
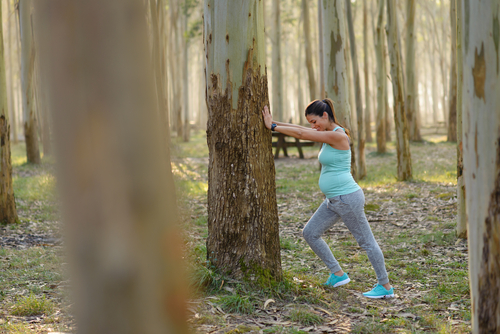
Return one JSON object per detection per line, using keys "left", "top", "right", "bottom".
{"left": 272, "top": 132, "right": 317, "bottom": 159}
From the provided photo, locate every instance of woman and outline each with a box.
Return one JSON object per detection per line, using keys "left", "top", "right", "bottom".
{"left": 262, "top": 99, "right": 394, "bottom": 299}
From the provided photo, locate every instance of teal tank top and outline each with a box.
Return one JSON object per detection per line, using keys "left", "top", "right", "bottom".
{"left": 318, "top": 127, "right": 361, "bottom": 198}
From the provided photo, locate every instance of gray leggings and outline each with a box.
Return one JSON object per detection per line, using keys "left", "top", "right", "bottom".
{"left": 302, "top": 189, "right": 389, "bottom": 285}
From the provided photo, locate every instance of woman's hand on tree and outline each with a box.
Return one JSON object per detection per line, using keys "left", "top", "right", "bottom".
{"left": 262, "top": 105, "right": 273, "bottom": 130}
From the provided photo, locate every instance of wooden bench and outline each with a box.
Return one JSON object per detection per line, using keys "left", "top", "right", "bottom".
{"left": 272, "top": 132, "right": 317, "bottom": 159}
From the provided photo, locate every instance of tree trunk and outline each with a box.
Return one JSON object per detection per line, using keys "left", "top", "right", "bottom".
{"left": 405, "top": 0, "right": 421, "bottom": 141}
{"left": 0, "top": 0, "right": 18, "bottom": 225}
{"left": 204, "top": 0, "right": 282, "bottom": 281}
{"left": 322, "top": 0, "right": 356, "bottom": 179}
{"left": 150, "top": 0, "right": 171, "bottom": 154}
{"left": 19, "top": 0, "right": 40, "bottom": 164}
{"left": 447, "top": 0, "right": 458, "bottom": 142}
{"left": 363, "top": 0, "right": 373, "bottom": 143}
{"left": 386, "top": 0, "right": 411, "bottom": 180}
{"left": 375, "top": 0, "right": 386, "bottom": 153}
{"left": 302, "top": 0, "right": 317, "bottom": 101}
{"left": 455, "top": 0, "right": 466, "bottom": 239}
{"left": 34, "top": 1, "right": 188, "bottom": 332}
{"left": 462, "top": 2, "right": 500, "bottom": 331}
{"left": 318, "top": 0, "right": 325, "bottom": 99}
{"left": 6, "top": 0, "right": 17, "bottom": 144}
{"left": 182, "top": 12, "right": 190, "bottom": 142}
{"left": 346, "top": 0, "right": 366, "bottom": 180}
{"left": 169, "top": 0, "right": 183, "bottom": 139}
{"left": 440, "top": 0, "right": 448, "bottom": 128}
{"left": 271, "top": 0, "right": 283, "bottom": 122}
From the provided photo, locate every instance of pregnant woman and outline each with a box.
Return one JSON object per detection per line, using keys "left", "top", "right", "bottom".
{"left": 262, "top": 99, "right": 394, "bottom": 299}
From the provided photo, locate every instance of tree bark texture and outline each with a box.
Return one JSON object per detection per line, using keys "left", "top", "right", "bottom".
{"left": 182, "top": 12, "right": 190, "bottom": 142}
{"left": 363, "top": 0, "right": 373, "bottom": 143}
{"left": 461, "top": 1, "right": 500, "bottom": 331}
{"left": 448, "top": 0, "right": 458, "bottom": 142}
{"left": 0, "top": 0, "right": 18, "bottom": 225}
{"left": 386, "top": 0, "right": 412, "bottom": 181}
{"left": 150, "top": 0, "right": 171, "bottom": 155}
{"left": 271, "top": 0, "right": 283, "bottom": 122}
{"left": 318, "top": 0, "right": 325, "bottom": 99}
{"left": 302, "top": 0, "right": 317, "bottom": 101}
{"left": 169, "top": 0, "right": 183, "bottom": 139}
{"left": 346, "top": 0, "right": 366, "bottom": 180}
{"left": 6, "top": 0, "right": 17, "bottom": 144}
{"left": 455, "top": 0, "right": 466, "bottom": 239}
{"left": 34, "top": 1, "right": 188, "bottom": 333}
{"left": 375, "top": 0, "right": 386, "bottom": 153}
{"left": 321, "top": 0, "right": 356, "bottom": 179}
{"left": 204, "top": 0, "right": 282, "bottom": 281}
{"left": 19, "top": 0, "right": 40, "bottom": 164}
{"left": 405, "top": 0, "right": 421, "bottom": 141}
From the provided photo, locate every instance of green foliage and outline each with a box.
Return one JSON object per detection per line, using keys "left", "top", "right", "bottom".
{"left": 11, "top": 293, "right": 55, "bottom": 316}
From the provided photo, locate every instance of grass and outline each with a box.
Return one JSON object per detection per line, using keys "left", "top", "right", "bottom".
{"left": 287, "top": 307, "right": 324, "bottom": 326}
{"left": 217, "top": 294, "right": 255, "bottom": 314}
{"left": 11, "top": 293, "right": 55, "bottom": 317}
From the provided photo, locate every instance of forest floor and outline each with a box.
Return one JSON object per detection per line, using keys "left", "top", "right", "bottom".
{"left": 0, "top": 128, "right": 470, "bottom": 333}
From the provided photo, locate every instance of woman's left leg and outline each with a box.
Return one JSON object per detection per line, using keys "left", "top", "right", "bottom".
{"left": 334, "top": 189, "right": 389, "bottom": 286}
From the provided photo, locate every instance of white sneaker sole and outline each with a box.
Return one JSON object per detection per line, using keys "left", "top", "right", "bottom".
{"left": 331, "top": 277, "right": 351, "bottom": 287}
{"left": 363, "top": 293, "right": 395, "bottom": 299}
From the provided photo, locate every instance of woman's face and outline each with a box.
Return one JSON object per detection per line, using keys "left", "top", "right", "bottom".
{"left": 306, "top": 112, "right": 330, "bottom": 131}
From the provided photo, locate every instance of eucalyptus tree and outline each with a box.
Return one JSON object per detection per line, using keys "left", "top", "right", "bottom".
{"left": 375, "top": 0, "right": 386, "bottom": 153}
{"left": 302, "top": 0, "right": 317, "bottom": 100}
{"left": 346, "top": 0, "right": 366, "bottom": 180}
{"left": 34, "top": 0, "right": 188, "bottom": 332}
{"left": 447, "top": 0, "right": 458, "bottom": 142}
{"left": 204, "top": 0, "right": 282, "bottom": 280}
{"left": 318, "top": 0, "right": 325, "bottom": 99}
{"left": 19, "top": 0, "right": 40, "bottom": 164}
{"left": 363, "top": 0, "right": 372, "bottom": 143}
{"left": 272, "top": 0, "right": 283, "bottom": 122}
{"left": 461, "top": 1, "right": 500, "bottom": 331}
{"left": 386, "top": 0, "right": 411, "bottom": 180}
{"left": 405, "top": 0, "right": 421, "bottom": 141}
{"left": 455, "top": 0, "right": 466, "bottom": 238}
{"left": 321, "top": 0, "right": 356, "bottom": 178}
{"left": 0, "top": 0, "right": 18, "bottom": 225}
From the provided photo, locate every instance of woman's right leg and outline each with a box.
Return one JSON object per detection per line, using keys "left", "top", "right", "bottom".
{"left": 302, "top": 199, "right": 342, "bottom": 273}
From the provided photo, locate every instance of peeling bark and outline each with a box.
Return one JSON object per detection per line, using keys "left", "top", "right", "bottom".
{"left": 204, "top": 0, "right": 281, "bottom": 281}
{"left": 462, "top": 2, "right": 500, "bottom": 331}
{"left": 302, "top": 0, "right": 317, "bottom": 100}
{"left": 448, "top": 0, "right": 458, "bottom": 142}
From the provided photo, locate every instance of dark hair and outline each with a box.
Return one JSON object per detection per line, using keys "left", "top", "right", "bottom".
{"left": 304, "top": 98, "right": 351, "bottom": 138}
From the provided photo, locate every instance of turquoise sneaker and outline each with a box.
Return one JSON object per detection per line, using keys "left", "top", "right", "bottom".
{"left": 323, "top": 273, "right": 350, "bottom": 287}
{"left": 362, "top": 284, "right": 395, "bottom": 299}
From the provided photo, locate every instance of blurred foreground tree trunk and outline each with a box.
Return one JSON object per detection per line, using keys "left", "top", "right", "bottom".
{"left": 346, "top": 0, "right": 366, "bottom": 180}
{"left": 455, "top": 0, "right": 466, "bottom": 238}
{"left": 19, "top": 0, "right": 40, "bottom": 164}
{"left": 375, "top": 0, "right": 386, "bottom": 153}
{"left": 204, "top": 0, "right": 282, "bottom": 281}
{"left": 321, "top": 0, "right": 356, "bottom": 179}
{"left": 302, "top": 0, "right": 316, "bottom": 101}
{"left": 386, "top": 0, "right": 412, "bottom": 180}
{"left": 34, "top": 1, "right": 188, "bottom": 333}
{"left": 0, "top": 0, "right": 18, "bottom": 225}
{"left": 462, "top": 1, "right": 500, "bottom": 332}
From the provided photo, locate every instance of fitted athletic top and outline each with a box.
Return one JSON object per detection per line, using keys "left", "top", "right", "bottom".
{"left": 318, "top": 126, "right": 361, "bottom": 198}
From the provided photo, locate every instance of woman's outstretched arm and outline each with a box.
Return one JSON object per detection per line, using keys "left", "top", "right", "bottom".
{"left": 262, "top": 106, "right": 348, "bottom": 149}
